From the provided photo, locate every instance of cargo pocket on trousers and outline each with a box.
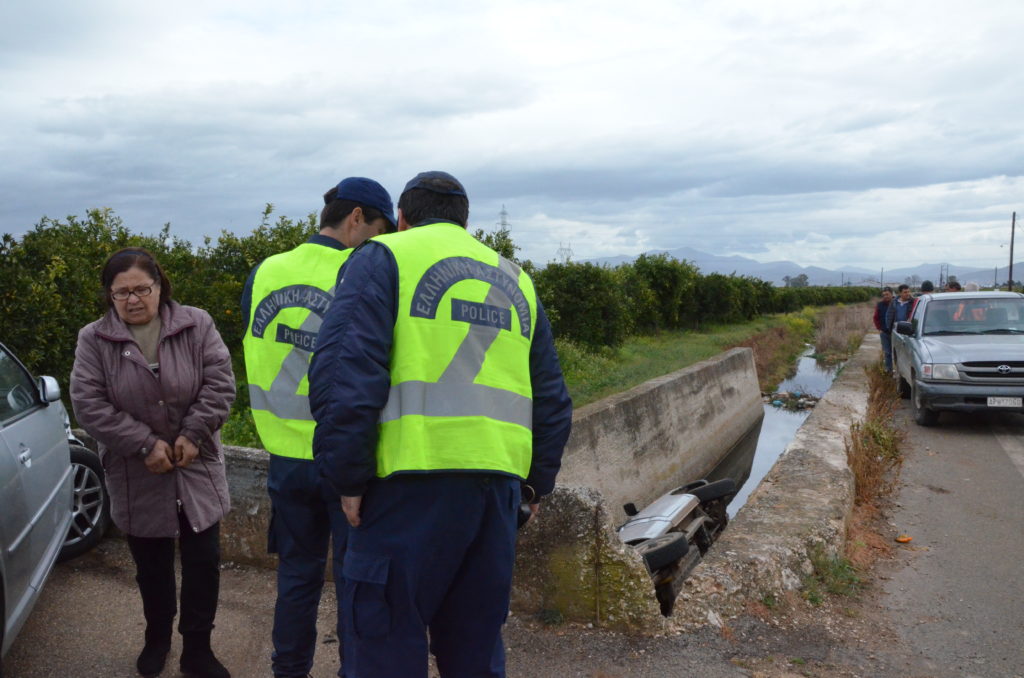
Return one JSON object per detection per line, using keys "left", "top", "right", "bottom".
{"left": 343, "top": 551, "right": 391, "bottom": 639}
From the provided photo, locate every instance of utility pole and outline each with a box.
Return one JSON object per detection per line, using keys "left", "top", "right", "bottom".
{"left": 880, "top": 267, "right": 884, "bottom": 290}
{"left": 1010, "top": 212, "right": 1016, "bottom": 292}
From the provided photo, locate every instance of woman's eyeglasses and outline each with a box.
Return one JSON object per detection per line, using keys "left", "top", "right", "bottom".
{"left": 111, "top": 285, "right": 155, "bottom": 301}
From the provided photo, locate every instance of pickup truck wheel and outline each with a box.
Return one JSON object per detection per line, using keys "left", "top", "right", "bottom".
{"left": 891, "top": 355, "right": 911, "bottom": 398}
{"left": 59, "top": 445, "right": 111, "bottom": 561}
{"left": 633, "top": 533, "right": 689, "bottom": 572}
{"left": 910, "top": 380, "right": 939, "bottom": 427}
{"left": 896, "top": 374, "right": 911, "bottom": 399}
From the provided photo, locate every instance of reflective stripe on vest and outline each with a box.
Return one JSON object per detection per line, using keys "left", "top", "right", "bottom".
{"left": 372, "top": 223, "right": 536, "bottom": 478}
{"left": 242, "top": 243, "right": 350, "bottom": 458}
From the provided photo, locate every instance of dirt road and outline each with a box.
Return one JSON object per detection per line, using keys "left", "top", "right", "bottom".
{"left": 873, "top": 407, "right": 1024, "bottom": 678}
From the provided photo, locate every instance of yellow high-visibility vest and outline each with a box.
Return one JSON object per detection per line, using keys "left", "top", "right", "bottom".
{"left": 371, "top": 222, "right": 537, "bottom": 479}
{"left": 243, "top": 242, "right": 351, "bottom": 458}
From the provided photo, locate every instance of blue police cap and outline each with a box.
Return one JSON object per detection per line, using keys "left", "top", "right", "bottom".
{"left": 330, "top": 177, "right": 396, "bottom": 229}
{"left": 401, "top": 171, "right": 467, "bottom": 197}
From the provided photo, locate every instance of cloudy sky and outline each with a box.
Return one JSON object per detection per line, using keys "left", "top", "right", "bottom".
{"left": 2, "top": 0, "right": 1023, "bottom": 270}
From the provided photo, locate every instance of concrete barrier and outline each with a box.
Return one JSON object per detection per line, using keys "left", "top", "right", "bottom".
{"left": 556, "top": 347, "right": 762, "bottom": 518}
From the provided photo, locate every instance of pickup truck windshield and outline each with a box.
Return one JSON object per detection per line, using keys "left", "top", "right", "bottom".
{"left": 922, "top": 298, "right": 1024, "bottom": 335}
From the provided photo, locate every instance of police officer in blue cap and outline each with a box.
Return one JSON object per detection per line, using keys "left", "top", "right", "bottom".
{"left": 310, "top": 171, "right": 573, "bottom": 677}
{"left": 241, "top": 177, "right": 396, "bottom": 678}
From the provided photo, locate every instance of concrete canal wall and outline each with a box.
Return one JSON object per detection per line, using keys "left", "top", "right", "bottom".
{"left": 555, "top": 347, "right": 763, "bottom": 521}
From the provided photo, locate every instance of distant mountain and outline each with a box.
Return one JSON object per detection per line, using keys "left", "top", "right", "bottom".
{"left": 880, "top": 262, "right": 1022, "bottom": 288}
{"left": 582, "top": 247, "right": 1023, "bottom": 287}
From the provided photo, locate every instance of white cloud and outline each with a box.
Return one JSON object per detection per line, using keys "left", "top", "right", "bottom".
{"left": 2, "top": 0, "right": 1023, "bottom": 273}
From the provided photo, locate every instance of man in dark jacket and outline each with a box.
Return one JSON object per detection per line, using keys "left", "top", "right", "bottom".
{"left": 885, "top": 284, "right": 916, "bottom": 368}
{"left": 241, "top": 177, "right": 395, "bottom": 678}
{"left": 873, "top": 287, "right": 894, "bottom": 372}
{"left": 309, "top": 171, "right": 573, "bottom": 678}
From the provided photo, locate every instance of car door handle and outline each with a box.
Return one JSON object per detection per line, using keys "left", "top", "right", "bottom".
{"left": 19, "top": 448, "right": 32, "bottom": 467}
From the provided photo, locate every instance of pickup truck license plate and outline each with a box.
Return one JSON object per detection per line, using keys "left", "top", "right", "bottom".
{"left": 987, "top": 397, "right": 1022, "bottom": 408}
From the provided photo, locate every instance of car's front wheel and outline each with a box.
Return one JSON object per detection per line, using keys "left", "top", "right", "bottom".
{"left": 896, "top": 373, "right": 911, "bottom": 399}
{"left": 892, "top": 356, "right": 911, "bottom": 399}
{"left": 910, "top": 379, "right": 939, "bottom": 427}
{"left": 58, "top": 445, "right": 111, "bottom": 561}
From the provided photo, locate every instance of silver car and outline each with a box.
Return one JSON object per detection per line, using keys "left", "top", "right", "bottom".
{"left": 0, "top": 342, "right": 74, "bottom": 670}
{"left": 618, "top": 478, "right": 735, "bottom": 615}
{"left": 892, "top": 291, "right": 1024, "bottom": 426}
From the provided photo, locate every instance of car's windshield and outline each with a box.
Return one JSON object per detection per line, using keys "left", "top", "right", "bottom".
{"left": 922, "top": 297, "right": 1024, "bottom": 335}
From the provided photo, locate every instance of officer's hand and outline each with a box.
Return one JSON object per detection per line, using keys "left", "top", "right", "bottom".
{"left": 527, "top": 502, "right": 540, "bottom": 525}
{"left": 342, "top": 495, "right": 362, "bottom": 527}
{"left": 174, "top": 435, "right": 199, "bottom": 468}
{"left": 144, "top": 440, "right": 175, "bottom": 474}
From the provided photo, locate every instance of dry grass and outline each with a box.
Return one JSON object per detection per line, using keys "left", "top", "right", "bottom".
{"left": 845, "top": 504, "right": 893, "bottom": 571}
{"left": 846, "top": 362, "right": 904, "bottom": 506}
{"left": 843, "top": 359, "right": 905, "bottom": 570}
{"left": 814, "top": 303, "right": 874, "bottom": 363}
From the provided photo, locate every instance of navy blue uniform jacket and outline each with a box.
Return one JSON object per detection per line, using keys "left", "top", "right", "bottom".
{"left": 308, "top": 231, "right": 573, "bottom": 500}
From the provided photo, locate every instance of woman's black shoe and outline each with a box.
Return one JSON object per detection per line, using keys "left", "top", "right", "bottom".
{"left": 180, "top": 634, "right": 230, "bottom": 678}
{"left": 136, "top": 641, "right": 170, "bottom": 676}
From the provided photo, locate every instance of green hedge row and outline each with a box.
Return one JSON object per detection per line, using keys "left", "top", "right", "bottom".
{"left": 1, "top": 209, "right": 874, "bottom": 402}
{"left": 535, "top": 255, "right": 874, "bottom": 350}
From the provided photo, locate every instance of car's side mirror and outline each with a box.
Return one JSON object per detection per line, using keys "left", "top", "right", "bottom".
{"left": 38, "top": 376, "right": 61, "bottom": 403}
{"left": 623, "top": 502, "right": 639, "bottom": 517}
{"left": 895, "top": 321, "right": 915, "bottom": 336}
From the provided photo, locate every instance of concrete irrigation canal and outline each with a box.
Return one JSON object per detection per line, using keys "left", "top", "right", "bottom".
{"left": 201, "top": 338, "right": 873, "bottom": 634}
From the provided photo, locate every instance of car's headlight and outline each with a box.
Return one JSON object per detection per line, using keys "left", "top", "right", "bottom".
{"left": 922, "top": 363, "right": 959, "bottom": 380}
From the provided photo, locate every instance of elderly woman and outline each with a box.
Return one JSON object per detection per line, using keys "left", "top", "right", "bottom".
{"left": 71, "top": 248, "right": 235, "bottom": 678}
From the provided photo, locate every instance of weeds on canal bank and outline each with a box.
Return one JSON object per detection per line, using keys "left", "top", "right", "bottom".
{"left": 725, "top": 309, "right": 815, "bottom": 392}
{"left": 813, "top": 303, "right": 873, "bottom": 364}
{"left": 847, "top": 360, "right": 905, "bottom": 505}
{"left": 561, "top": 309, "right": 818, "bottom": 406}
{"left": 802, "top": 545, "right": 862, "bottom": 605}
{"left": 842, "top": 359, "right": 906, "bottom": 574}
{"left": 800, "top": 357, "right": 903, "bottom": 605}
{"left": 559, "top": 303, "right": 868, "bottom": 408}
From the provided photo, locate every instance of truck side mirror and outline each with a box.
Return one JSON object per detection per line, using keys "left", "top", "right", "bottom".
{"left": 623, "top": 502, "right": 639, "bottom": 517}
{"left": 895, "top": 321, "right": 915, "bottom": 336}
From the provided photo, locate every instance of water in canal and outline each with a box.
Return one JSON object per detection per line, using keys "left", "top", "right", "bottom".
{"left": 708, "top": 345, "right": 841, "bottom": 517}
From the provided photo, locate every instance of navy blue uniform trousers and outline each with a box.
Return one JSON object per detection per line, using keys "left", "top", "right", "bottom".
{"left": 342, "top": 474, "right": 520, "bottom": 678}
{"left": 267, "top": 455, "right": 350, "bottom": 678}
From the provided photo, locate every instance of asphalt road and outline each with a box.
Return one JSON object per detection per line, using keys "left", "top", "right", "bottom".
{"left": 876, "top": 406, "right": 1024, "bottom": 678}
{"left": 4, "top": 404, "right": 1023, "bottom": 678}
